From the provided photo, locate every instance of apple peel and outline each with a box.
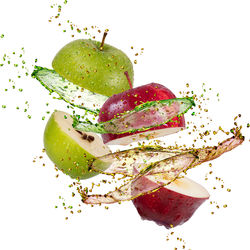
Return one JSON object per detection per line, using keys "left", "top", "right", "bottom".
{"left": 81, "top": 132, "right": 244, "bottom": 204}
{"left": 31, "top": 66, "right": 108, "bottom": 114}
{"left": 73, "top": 97, "right": 195, "bottom": 134}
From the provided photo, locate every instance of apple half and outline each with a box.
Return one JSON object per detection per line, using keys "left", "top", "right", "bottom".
{"left": 132, "top": 174, "right": 210, "bottom": 228}
{"left": 98, "top": 83, "right": 185, "bottom": 145}
{"left": 44, "top": 111, "right": 111, "bottom": 179}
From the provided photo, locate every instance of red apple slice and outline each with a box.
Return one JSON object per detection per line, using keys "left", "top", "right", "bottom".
{"left": 132, "top": 175, "right": 209, "bottom": 229}
{"left": 98, "top": 82, "right": 185, "bottom": 145}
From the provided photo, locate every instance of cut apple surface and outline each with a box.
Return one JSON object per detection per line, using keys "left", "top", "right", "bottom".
{"left": 132, "top": 175, "right": 209, "bottom": 228}
{"left": 44, "top": 111, "right": 111, "bottom": 179}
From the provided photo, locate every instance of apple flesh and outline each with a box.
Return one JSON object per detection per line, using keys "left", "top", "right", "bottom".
{"left": 44, "top": 111, "right": 111, "bottom": 179}
{"left": 52, "top": 39, "right": 134, "bottom": 97}
{"left": 132, "top": 175, "right": 209, "bottom": 228}
{"left": 98, "top": 83, "right": 185, "bottom": 145}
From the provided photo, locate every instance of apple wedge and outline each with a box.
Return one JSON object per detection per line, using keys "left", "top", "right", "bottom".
{"left": 132, "top": 175, "right": 209, "bottom": 228}
{"left": 44, "top": 111, "right": 111, "bottom": 179}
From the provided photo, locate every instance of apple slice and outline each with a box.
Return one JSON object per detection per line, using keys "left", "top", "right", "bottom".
{"left": 73, "top": 97, "right": 194, "bottom": 135}
{"left": 44, "top": 110, "right": 111, "bottom": 179}
{"left": 132, "top": 175, "right": 209, "bottom": 228}
{"left": 81, "top": 132, "right": 243, "bottom": 203}
{"left": 32, "top": 66, "right": 108, "bottom": 114}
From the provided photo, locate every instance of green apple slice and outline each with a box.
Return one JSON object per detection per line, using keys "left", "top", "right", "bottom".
{"left": 73, "top": 97, "right": 195, "bottom": 134}
{"left": 44, "top": 110, "right": 111, "bottom": 179}
{"left": 31, "top": 66, "right": 108, "bottom": 114}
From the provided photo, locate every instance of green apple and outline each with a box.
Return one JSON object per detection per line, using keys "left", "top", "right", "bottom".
{"left": 52, "top": 33, "right": 134, "bottom": 97}
{"left": 44, "top": 111, "right": 111, "bottom": 179}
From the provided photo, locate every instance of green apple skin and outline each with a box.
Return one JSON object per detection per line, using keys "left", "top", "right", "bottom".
{"left": 52, "top": 39, "right": 134, "bottom": 97}
{"left": 44, "top": 111, "right": 111, "bottom": 179}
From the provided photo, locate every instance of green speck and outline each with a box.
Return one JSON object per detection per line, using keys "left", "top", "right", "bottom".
{"left": 42, "top": 116, "right": 45, "bottom": 120}
{"left": 2, "top": 105, "right": 6, "bottom": 108}
{"left": 191, "top": 112, "right": 195, "bottom": 116}
{"left": 0, "top": 34, "right": 4, "bottom": 38}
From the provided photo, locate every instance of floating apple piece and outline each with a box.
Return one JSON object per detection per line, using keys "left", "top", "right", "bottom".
{"left": 98, "top": 75, "right": 186, "bottom": 145}
{"left": 32, "top": 66, "right": 108, "bottom": 114}
{"left": 44, "top": 110, "right": 111, "bottom": 179}
{"left": 73, "top": 97, "right": 194, "bottom": 135}
{"left": 132, "top": 176, "right": 209, "bottom": 228}
{"left": 52, "top": 32, "right": 134, "bottom": 97}
{"left": 81, "top": 132, "right": 244, "bottom": 204}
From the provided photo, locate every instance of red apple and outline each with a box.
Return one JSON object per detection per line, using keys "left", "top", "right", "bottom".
{"left": 132, "top": 175, "right": 209, "bottom": 229}
{"left": 98, "top": 77, "right": 185, "bottom": 145}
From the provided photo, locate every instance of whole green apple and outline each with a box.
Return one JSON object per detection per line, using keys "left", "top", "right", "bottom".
{"left": 52, "top": 33, "right": 134, "bottom": 97}
{"left": 44, "top": 111, "right": 111, "bottom": 179}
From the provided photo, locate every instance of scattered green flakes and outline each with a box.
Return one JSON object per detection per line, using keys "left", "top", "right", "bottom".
{"left": 0, "top": 34, "right": 4, "bottom": 38}
{"left": 191, "top": 112, "right": 195, "bottom": 116}
{"left": 24, "top": 108, "right": 27, "bottom": 112}
{"left": 42, "top": 116, "right": 45, "bottom": 120}
{"left": 18, "top": 88, "right": 23, "bottom": 92}
{"left": 27, "top": 115, "right": 32, "bottom": 119}
{"left": 16, "top": 106, "right": 19, "bottom": 110}
{"left": 34, "top": 58, "right": 38, "bottom": 63}
{"left": 2, "top": 105, "right": 6, "bottom": 108}
{"left": 247, "top": 123, "right": 250, "bottom": 128}
{"left": 55, "top": 206, "right": 58, "bottom": 208}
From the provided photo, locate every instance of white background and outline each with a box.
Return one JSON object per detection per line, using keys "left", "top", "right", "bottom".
{"left": 0, "top": 0, "right": 250, "bottom": 249}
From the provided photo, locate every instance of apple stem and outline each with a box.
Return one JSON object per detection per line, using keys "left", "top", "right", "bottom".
{"left": 124, "top": 71, "right": 133, "bottom": 89}
{"left": 100, "top": 32, "right": 108, "bottom": 51}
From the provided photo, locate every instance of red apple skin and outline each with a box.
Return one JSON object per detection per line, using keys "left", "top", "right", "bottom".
{"left": 98, "top": 83, "right": 185, "bottom": 144}
{"left": 132, "top": 177, "right": 208, "bottom": 229}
